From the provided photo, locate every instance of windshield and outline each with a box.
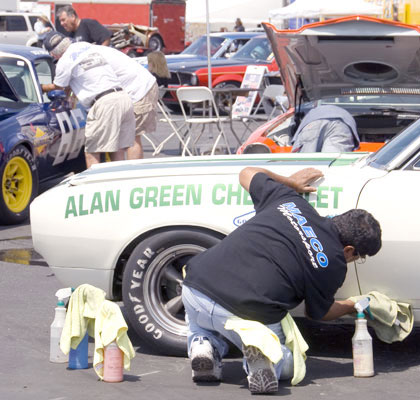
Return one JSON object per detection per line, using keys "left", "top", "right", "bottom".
{"left": 368, "top": 118, "right": 420, "bottom": 169}
{"left": 232, "top": 37, "right": 272, "bottom": 61}
{"left": 182, "top": 36, "right": 226, "bottom": 57}
{"left": 0, "top": 56, "right": 38, "bottom": 103}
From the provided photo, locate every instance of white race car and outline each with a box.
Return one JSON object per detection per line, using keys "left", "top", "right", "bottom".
{"left": 31, "top": 122, "right": 420, "bottom": 355}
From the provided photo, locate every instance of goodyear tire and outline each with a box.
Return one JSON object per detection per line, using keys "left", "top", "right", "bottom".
{"left": 0, "top": 145, "right": 38, "bottom": 225}
{"left": 122, "top": 229, "right": 222, "bottom": 356}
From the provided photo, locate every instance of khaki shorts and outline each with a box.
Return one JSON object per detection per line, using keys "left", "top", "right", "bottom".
{"left": 85, "top": 90, "right": 135, "bottom": 153}
{"left": 133, "top": 82, "right": 159, "bottom": 136}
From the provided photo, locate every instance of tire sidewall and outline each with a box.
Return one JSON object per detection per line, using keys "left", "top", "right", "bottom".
{"left": 122, "top": 229, "right": 221, "bottom": 356}
{"left": 0, "top": 145, "right": 38, "bottom": 225}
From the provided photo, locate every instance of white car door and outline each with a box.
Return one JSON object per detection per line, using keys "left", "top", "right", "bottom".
{"left": 356, "top": 169, "right": 420, "bottom": 311}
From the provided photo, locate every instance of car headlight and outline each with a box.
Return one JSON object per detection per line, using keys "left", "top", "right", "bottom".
{"left": 190, "top": 73, "right": 198, "bottom": 86}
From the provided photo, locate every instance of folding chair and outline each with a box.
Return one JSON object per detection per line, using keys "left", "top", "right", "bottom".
{"left": 143, "top": 87, "right": 193, "bottom": 156}
{"left": 176, "top": 86, "right": 231, "bottom": 155}
{"left": 249, "top": 84, "right": 287, "bottom": 121}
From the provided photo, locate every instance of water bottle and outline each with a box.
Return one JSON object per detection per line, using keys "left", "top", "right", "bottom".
{"left": 352, "top": 300, "right": 374, "bottom": 377}
{"left": 68, "top": 333, "right": 89, "bottom": 369}
{"left": 103, "top": 341, "right": 123, "bottom": 382}
{"left": 49, "top": 299, "right": 68, "bottom": 363}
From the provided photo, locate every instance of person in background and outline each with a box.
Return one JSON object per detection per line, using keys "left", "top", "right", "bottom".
{"left": 41, "top": 32, "right": 135, "bottom": 168}
{"left": 234, "top": 18, "right": 245, "bottom": 32}
{"left": 147, "top": 51, "right": 170, "bottom": 87}
{"left": 182, "top": 166, "right": 382, "bottom": 394}
{"left": 57, "top": 5, "right": 111, "bottom": 45}
{"left": 34, "top": 15, "right": 52, "bottom": 47}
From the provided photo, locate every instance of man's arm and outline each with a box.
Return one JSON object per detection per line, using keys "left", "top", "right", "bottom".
{"left": 41, "top": 83, "right": 65, "bottom": 92}
{"left": 320, "top": 300, "right": 356, "bottom": 321}
{"left": 239, "top": 167, "right": 323, "bottom": 194}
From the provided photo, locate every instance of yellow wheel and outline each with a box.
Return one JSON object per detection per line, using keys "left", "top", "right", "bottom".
{"left": 0, "top": 146, "right": 38, "bottom": 225}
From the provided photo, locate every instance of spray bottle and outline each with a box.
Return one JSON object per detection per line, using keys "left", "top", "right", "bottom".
{"left": 352, "top": 297, "right": 374, "bottom": 377}
{"left": 50, "top": 288, "right": 72, "bottom": 363}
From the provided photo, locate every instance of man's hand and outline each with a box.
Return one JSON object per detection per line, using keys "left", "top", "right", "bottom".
{"left": 288, "top": 168, "right": 324, "bottom": 193}
{"left": 239, "top": 166, "right": 323, "bottom": 193}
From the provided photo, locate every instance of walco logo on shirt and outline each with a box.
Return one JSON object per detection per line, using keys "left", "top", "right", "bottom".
{"left": 277, "top": 202, "right": 328, "bottom": 269}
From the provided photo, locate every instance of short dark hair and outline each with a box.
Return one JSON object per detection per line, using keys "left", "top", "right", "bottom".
{"left": 58, "top": 5, "right": 78, "bottom": 18}
{"left": 331, "top": 209, "right": 382, "bottom": 257}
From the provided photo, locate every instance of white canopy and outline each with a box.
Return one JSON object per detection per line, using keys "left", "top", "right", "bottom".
{"left": 269, "top": 0, "right": 383, "bottom": 20}
{"left": 187, "top": 0, "right": 285, "bottom": 26}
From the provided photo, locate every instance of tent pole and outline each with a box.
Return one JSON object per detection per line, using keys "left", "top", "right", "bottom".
{"left": 206, "top": 0, "right": 212, "bottom": 89}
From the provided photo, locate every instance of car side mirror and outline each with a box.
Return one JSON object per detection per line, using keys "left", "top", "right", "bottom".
{"left": 47, "top": 90, "right": 66, "bottom": 101}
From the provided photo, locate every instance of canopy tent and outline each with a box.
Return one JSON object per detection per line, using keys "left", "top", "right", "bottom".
{"left": 187, "top": 0, "right": 285, "bottom": 27}
{"left": 269, "top": 0, "right": 383, "bottom": 20}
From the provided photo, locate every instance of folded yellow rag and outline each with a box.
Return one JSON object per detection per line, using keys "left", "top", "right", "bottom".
{"left": 281, "top": 313, "right": 309, "bottom": 386}
{"left": 60, "top": 284, "right": 106, "bottom": 354}
{"left": 348, "top": 291, "right": 413, "bottom": 343}
{"left": 225, "top": 313, "right": 309, "bottom": 386}
{"left": 93, "top": 300, "right": 136, "bottom": 379}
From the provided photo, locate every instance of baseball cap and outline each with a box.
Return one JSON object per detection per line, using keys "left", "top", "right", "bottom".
{"left": 44, "top": 31, "right": 67, "bottom": 52}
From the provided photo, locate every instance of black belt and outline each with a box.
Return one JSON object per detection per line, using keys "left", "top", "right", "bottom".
{"left": 92, "top": 87, "right": 123, "bottom": 105}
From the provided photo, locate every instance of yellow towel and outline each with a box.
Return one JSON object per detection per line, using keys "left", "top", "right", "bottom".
{"left": 225, "top": 313, "right": 309, "bottom": 386}
{"left": 225, "top": 317, "right": 283, "bottom": 363}
{"left": 348, "top": 291, "right": 413, "bottom": 343}
{"left": 60, "top": 284, "right": 106, "bottom": 354}
{"left": 93, "top": 300, "right": 136, "bottom": 379}
{"left": 281, "top": 313, "right": 309, "bottom": 386}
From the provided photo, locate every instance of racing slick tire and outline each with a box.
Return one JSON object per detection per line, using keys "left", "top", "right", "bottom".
{"left": 122, "top": 228, "right": 222, "bottom": 356}
{"left": 0, "top": 145, "right": 38, "bottom": 225}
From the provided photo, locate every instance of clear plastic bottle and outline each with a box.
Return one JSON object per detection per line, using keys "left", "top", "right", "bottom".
{"left": 68, "top": 333, "right": 89, "bottom": 369}
{"left": 352, "top": 310, "right": 374, "bottom": 377}
{"left": 49, "top": 299, "right": 68, "bottom": 363}
{"left": 103, "top": 341, "right": 123, "bottom": 382}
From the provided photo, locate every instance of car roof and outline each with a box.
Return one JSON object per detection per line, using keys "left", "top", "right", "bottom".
{"left": 208, "top": 31, "right": 262, "bottom": 39}
{"left": 0, "top": 44, "right": 50, "bottom": 61}
{"left": 265, "top": 16, "right": 420, "bottom": 106}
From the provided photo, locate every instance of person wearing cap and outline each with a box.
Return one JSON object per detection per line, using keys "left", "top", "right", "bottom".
{"left": 41, "top": 31, "right": 135, "bottom": 168}
{"left": 34, "top": 15, "right": 52, "bottom": 47}
{"left": 57, "top": 5, "right": 111, "bottom": 46}
{"left": 182, "top": 166, "right": 382, "bottom": 394}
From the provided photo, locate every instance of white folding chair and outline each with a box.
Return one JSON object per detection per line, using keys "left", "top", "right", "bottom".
{"left": 176, "top": 86, "right": 231, "bottom": 155}
{"left": 144, "top": 87, "right": 193, "bottom": 156}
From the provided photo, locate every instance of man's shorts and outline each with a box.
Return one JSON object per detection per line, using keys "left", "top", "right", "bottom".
{"left": 133, "top": 82, "right": 159, "bottom": 137}
{"left": 85, "top": 90, "right": 135, "bottom": 153}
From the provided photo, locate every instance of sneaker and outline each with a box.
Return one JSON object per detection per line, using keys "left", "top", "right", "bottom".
{"left": 190, "top": 336, "right": 222, "bottom": 382}
{"left": 242, "top": 344, "right": 278, "bottom": 394}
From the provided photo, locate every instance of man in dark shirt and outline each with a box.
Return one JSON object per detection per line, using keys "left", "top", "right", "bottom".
{"left": 182, "top": 167, "right": 382, "bottom": 394}
{"left": 57, "top": 5, "right": 111, "bottom": 46}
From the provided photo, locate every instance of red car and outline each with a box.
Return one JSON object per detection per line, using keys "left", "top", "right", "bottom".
{"left": 163, "top": 35, "right": 279, "bottom": 112}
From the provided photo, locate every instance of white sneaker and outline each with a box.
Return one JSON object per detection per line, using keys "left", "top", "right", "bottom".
{"left": 190, "top": 336, "right": 222, "bottom": 382}
{"left": 242, "top": 344, "right": 278, "bottom": 394}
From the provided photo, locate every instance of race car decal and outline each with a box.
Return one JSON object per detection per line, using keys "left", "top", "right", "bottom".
{"left": 64, "top": 184, "right": 344, "bottom": 218}
{"left": 53, "top": 108, "right": 85, "bottom": 166}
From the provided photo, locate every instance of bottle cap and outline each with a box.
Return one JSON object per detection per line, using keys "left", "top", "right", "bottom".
{"left": 57, "top": 299, "right": 65, "bottom": 306}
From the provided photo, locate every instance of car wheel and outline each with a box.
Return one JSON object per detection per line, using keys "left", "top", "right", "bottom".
{"left": 148, "top": 35, "right": 163, "bottom": 52}
{"left": 122, "top": 229, "right": 222, "bottom": 356}
{"left": 0, "top": 145, "right": 39, "bottom": 225}
{"left": 127, "top": 49, "right": 138, "bottom": 58}
{"left": 214, "top": 81, "right": 240, "bottom": 115}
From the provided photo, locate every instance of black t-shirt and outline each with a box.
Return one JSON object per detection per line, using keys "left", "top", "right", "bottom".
{"left": 72, "top": 19, "right": 111, "bottom": 44}
{"left": 184, "top": 173, "right": 347, "bottom": 324}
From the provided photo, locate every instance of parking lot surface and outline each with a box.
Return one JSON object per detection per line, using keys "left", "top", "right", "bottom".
{"left": 1, "top": 119, "right": 419, "bottom": 399}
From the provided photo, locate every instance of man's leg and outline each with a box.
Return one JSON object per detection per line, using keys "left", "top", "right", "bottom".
{"left": 85, "top": 152, "right": 101, "bottom": 168}
{"left": 110, "top": 149, "right": 126, "bottom": 162}
{"left": 127, "top": 136, "right": 143, "bottom": 160}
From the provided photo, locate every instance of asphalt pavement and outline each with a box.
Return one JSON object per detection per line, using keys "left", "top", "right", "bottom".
{"left": 1, "top": 117, "right": 420, "bottom": 400}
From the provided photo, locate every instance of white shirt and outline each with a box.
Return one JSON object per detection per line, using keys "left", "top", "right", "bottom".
{"left": 54, "top": 42, "right": 121, "bottom": 108}
{"left": 91, "top": 45, "right": 156, "bottom": 103}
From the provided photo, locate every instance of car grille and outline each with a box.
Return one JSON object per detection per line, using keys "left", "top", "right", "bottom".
{"left": 168, "top": 71, "right": 196, "bottom": 86}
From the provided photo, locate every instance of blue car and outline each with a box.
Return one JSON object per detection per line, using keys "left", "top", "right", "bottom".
{"left": 0, "top": 44, "right": 86, "bottom": 225}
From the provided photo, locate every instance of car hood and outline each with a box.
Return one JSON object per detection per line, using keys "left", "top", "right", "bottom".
{"left": 0, "top": 66, "right": 20, "bottom": 102}
{"left": 264, "top": 16, "right": 420, "bottom": 107}
{"left": 168, "top": 57, "right": 269, "bottom": 73}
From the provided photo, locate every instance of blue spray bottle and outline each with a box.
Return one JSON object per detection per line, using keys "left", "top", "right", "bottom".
{"left": 68, "top": 333, "right": 89, "bottom": 369}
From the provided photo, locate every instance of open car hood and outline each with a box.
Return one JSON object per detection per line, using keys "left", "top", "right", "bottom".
{"left": 264, "top": 16, "right": 420, "bottom": 107}
{"left": 0, "top": 66, "right": 20, "bottom": 102}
